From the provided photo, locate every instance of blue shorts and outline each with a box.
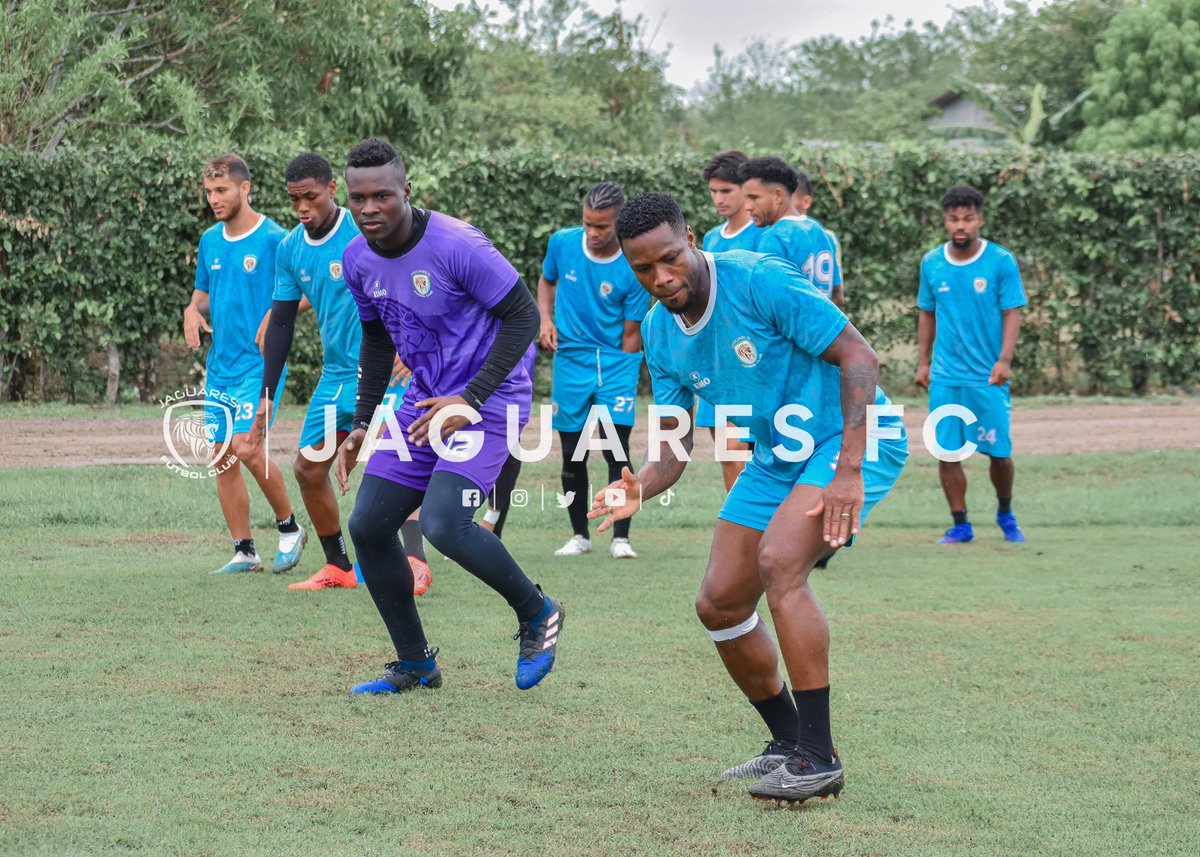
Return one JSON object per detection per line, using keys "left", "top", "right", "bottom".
{"left": 551, "top": 348, "right": 640, "bottom": 432}
{"left": 205, "top": 368, "right": 287, "bottom": 444}
{"left": 299, "top": 374, "right": 357, "bottom": 450}
{"left": 381, "top": 372, "right": 411, "bottom": 413}
{"left": 718, "top": 429, "right": 909, "bottom": 534}
{"left": 928, "top": 383, "right": 1012, "bottom": 458}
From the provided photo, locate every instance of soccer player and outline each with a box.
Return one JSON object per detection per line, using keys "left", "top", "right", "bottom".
{"left": 740, "top": 156, "right": 840, "bottom": 301}
{"left": 591, "top": 192, "right": 908, "bottom": 804}
{"left": 334, "top": 138, "right": 563, "bottom": 693}
{"left": 538, "top": 182, "right": 649, "bottom": 559}
{"left": 916, "top": 185, "right": 1027, "bottom": 544}
{"left": 791, "top": 169, "right": 845, "bottom": 306}
{"left": 183, "top": 153, "right": 304, "bottom": 576}
{"left": 699, "top": 150, "right": 757, "bottom": 491}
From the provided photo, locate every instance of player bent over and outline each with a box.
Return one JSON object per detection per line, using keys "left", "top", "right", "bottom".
{"left": 335, "top": 139, "right": 563, "bottom": 693}
{"left": 592, "top": 193, "right": 908, "bottom": 803}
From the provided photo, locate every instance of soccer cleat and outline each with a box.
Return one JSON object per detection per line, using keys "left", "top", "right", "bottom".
{"left": 348, "top": 649, "right": 442, "bottom": 694}
{"left": 997, "top": 512, "right": 1025, "bottom": 543}
{"left": 938, "top": 522, "right": 974, "bottom": 544}
{"left": 288, "top": 563, "right": 357, "bottom": 590}
{"left": 514, "top": 590, "right": 565, "bottom": 690}
{"left": 610, "top": 537, "right": 638, "bottom": 559}
{"left": 720, "top": 740, "right": 794, "bottom": 780}
{"left": 748, "top": 750, "right": 844, "bottom": 804}
{"left": 409, "top": 557, "right": 432, "bottom": 596}
{"left": 272, "top": 526, "right": 307, "bottom": 573}
{"left": 210, "top": 551, "right": 263, "bottom": 574}
{"left": 554, "top": 535, "right": 591, "bottom": 557}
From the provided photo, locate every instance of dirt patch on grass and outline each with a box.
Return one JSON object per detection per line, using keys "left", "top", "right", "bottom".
{"left": 2, "top": 400, "right": 1197, "bottom": 469}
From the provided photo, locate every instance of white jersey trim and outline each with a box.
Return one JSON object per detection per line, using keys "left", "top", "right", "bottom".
{"left": 674, "top": 252, "right": 718, "bottom": 337}
{"left": 943, "top": 239, "right": 989, "bottom": 267}
{"left": 719, "top": 219, "right": 755, "bottom": 240}
{"left": 221, "top": 214, "right": 266, "bottom": 243}
{"left": 303, "top": 208, "right": 348, "bottom": 246}
{"left": 581, "top": 233, "right": 624, "bottom": 265}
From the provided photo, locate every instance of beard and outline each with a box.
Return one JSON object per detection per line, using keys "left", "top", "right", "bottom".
{"left": 662, "top": 288, "right": 698, "bottom": 316}
{"left": 217, "top": 198, "right": 242, "bottom": 222}
{"left": 951, "top": 234, "right": 972, "bottom": 249}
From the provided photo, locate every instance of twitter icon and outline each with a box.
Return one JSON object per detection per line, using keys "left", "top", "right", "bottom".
{"left": 555, "top": 491, "right": 576, "bottom": 508}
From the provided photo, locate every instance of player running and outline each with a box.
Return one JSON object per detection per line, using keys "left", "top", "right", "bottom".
{"left": 791, "top": 169, "right": 845, "bottom": 307}
{"left": 916, "top": 185, "right": 1027, "bottom": 544}
{"left": 335, "top": 138, "right": 563, "bottom": 693}
{"left": 183, "top": 153, "right": 303, "bottom": 576}
{"left": 591, "top": 192, "right": 908, "bottom": 804}
{"left": 537, "top": 182, "right": 649, "bottom": 559}
{"left": 740, "top": 156, "right": 840, "bottom": 301}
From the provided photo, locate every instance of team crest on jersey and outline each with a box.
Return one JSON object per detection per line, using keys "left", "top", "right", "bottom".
{"left": 599, "top": 281, "right": 614, "bottom": 297}
{"left": 412, "top": 270, "right": 433, "bottom": 297}
{"left": 243, "top": 255, "right": 257, "bottom": 273}
{"left": 329, "top": 261, "right": 343, "bottom": 280}
{"left": 732, "top": 336, "right": 761, "bottom": 367}
{"left": 974, "top": 277, "right": 987, "bottom": 293}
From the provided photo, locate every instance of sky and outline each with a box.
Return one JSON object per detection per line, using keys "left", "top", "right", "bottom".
{"left": 427, "top": 0, "right": 1011, "bottom": 91}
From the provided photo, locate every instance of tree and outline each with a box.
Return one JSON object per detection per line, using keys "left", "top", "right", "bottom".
{"left": 1078, "top": 0, "right": 1200, "bottom": 152}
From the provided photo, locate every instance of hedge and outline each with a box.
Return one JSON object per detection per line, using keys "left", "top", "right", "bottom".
{"left": 1, "top": 140, "right": 1197, "bottom": 402}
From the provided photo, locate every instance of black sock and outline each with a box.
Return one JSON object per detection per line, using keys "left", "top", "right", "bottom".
{"left": 559, "top": 430, "right": 591, "bottom": 538}
{"left": 234, "top": 538, "right": 255, "bottom": 556}
{"left": 602, "top": 423, "right": 634, "bottom": 540}
{"left": 750, "top": 685, "right": 800, "bottom": 747}
{"left": 277, "top": 513, "right": 300, "bottom": 534}
{"left": 952, "top": 509, "right": 969, "bottom": 526}
{"left": 792, "top": 685, "right": 835, "bottom": 764}
{"left": 319, "top": 530, "right": 352, "bottom": 571}
{"left": 997, "top": 496, "right": 1012, "bottom": 515}
{"left": 400, "top": 519, "right": 426, "bottom": 563}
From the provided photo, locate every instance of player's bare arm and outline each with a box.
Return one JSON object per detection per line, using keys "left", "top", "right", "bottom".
{"left": 536, "top": 276, "right": 558, "bottom": 351}
{"left": 589, "top": 413, "right": 693, "bottom": 531}
{"left": 915, "top": 309, "right": 935, "bottom": 389}
{"left": 183, "top": 290, "right": 211, "bottom": 350}
{"left": 990, "top": 307, "right": 1021, "bottom": 385}
{"left": 335, "top": 428, "right": 367, "bottom": 495}
{"left": 812, "top": 323, "right": 879, "bottom": 547}
{"left": 621, "top": 319, "right": 642, "bottom": 353}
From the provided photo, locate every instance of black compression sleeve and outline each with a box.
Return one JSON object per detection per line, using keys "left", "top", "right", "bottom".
{"left": 259, "top": 299, "right": 299, "bottom": 402}
{"left": 352, "top": 318, "right": 397, "bottom": 431}
{"left": 462, "top": 278, "right": 538, "bottom": 409}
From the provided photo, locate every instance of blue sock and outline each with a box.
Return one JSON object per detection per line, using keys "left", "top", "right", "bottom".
{"left": 528, "top": 594, "right": 553, "bottom": 624}
{"left": 401, "top": 656, "right": 436, "bottom": 672}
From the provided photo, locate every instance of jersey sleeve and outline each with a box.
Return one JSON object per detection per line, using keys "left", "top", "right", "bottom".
{"left": 641, "top": 315, "right": 693, "bottom": 411}
{"left": 451, "top": 224, "right": 520, "bottom": 310}
{"left": 193, "top": 240, "right": 210, "bottom": 293}
{"left": 916, "top": 255, "right": 936, "bottom": 311}
{"left": 273, "top": 234, "right": 303, "bottom": 302}
{"left": 342, "top": 244, "right": 380, "bottom": 322}
{"left": 828, "top": 231, "right": 843, "bottom": 288}
{"left": 541, "top": 231, "right": 560, "bottom": 282}
{"left": 750, "top": 255, "right": 848, "bottom": 357}
{"left": 701, "top": 226, "right": 719, "bottom": 252}
{"left": 998, "top": 251, "right": 1027, "bottom": 310}
{"left": 621, "top": 276, "right": 651, "bottom": 323}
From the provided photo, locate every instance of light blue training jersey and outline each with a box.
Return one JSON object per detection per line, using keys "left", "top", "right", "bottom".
{"left": 917, "top": 239, "right": 1027, "bottom": 387}
{"left": 642, "top": 250, "right": 897, "bottom": 472}
{"left": 274, "top": 207, "right": 362, "bottom": 382}
{"left": 702, "top": 219, "right": 761, "bottom": 253}
{"left": 798, "top": 214, "right": 843, "bottom": 288}
{"left": 194, "top": 214, "right": 288, "bottom": 385}
{"left": 542, "top": 226, "right": 649, "bottom": 355}
{"left": 756, "top": 215, "right": 840, "bottom": 298}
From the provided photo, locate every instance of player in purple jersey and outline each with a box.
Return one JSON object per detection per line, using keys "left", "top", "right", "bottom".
{"left": 332, "top": 139, "right": 564, "bottom": 694}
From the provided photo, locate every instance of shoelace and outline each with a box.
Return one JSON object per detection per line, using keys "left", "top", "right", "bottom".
{"left": 514, "top": 622, "right": 542, "bottom": 658}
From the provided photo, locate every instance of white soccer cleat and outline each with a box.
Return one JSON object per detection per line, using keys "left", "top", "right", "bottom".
{"left": 211, "top": 551, "right": 264, "bottom": 575}
{"left": 609, "top": 538, "right": 638, "bottom": 559}
{"left": 554, "top": 535, "right": 592, "bottom": 557}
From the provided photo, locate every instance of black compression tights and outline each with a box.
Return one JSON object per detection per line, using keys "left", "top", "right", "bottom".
{"left": 487, "top": 453, "right": 524, "bottom": 539}
{"left": 559, "top": 423, "right": 633, "bottom": 540}
{"left": 348, "top": 472, "right": 545, "bottom": 660}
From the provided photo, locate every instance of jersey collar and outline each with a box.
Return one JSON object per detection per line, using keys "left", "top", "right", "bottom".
{"left": 719, "top": 219, "right": 754, "bottom": 240}
{"left": 581, "top": 232, "right": 624, "bottom": 265}
{"left": 221, "top": 213, "right": 265, "bottom": 243}
{"left": 302, "top": 208, "right": 347, "bottom": 246}
{"left": 673, "top": 252, "right": 718, "bottom": 337}
{"left": 943, "top": 238, "right": 988, "bottom": 266}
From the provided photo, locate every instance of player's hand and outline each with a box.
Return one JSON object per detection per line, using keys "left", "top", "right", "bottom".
{"left": 989, "top": 359, "right": 1012, "bottom": 386}
{"left": 539, "top": 319, "right": 558, "bottom": 352}
{"left": 806, "top": 470, "right": 863, "bottom": 548}
{"left": 241, "top": 397, "right": 270, "bottom": 458}
{"left": 254, "top": 313, "right": 271, "bottom": 355}
{"left": 588, "top": 466, "right": 642, "bottom": 533}
{"left": 390, "top": 355, "right": 412, "bottom": 388}
{"left": 914, "top": 363, "right": 931, "bottom": 390}
{"left": 183, "top": 306, "right": 212, "bottom": 351}
{"left": 336, "top": 428, "right": 368, "bottom": 495}
{"left": 407, "top": 394, "right": 474, "bottom": 448}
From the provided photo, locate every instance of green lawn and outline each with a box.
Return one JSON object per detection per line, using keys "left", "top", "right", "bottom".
{"left": 1, "top": 452, "right": 1198, "bottom": 856}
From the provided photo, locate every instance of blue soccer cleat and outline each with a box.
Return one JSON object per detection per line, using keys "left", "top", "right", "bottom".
{"left": 938, "top": 522, "right": 974, "bottom": 544}
{"left": 514, "top": 590, "right": 564, "bottom": 690}
{"left": 349, "top": 651, "right": 442, "bottom": 695}
{"left": 272, "top": 526, "right": 307, "bottom": 574}
{"left": 996, "top": 512, "right": 1025, "bottom": 543}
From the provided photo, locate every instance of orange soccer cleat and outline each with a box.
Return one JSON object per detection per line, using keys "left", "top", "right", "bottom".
{"left": 287, "top": 563, "right": 358, "bottom": 590}
{"left": 409, "top": 557, "right": 432, "bottom": 596}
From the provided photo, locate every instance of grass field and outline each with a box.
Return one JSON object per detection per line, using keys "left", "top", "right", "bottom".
{"left": 2, "top": 451, "right": 1198, "bottom": 856}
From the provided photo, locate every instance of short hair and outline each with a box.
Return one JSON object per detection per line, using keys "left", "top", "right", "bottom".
{"left": 584, "top": 181, "right": 625, "bottom": 212}
{"left": 346, "top": 138, "right": 406, "bottom": 180}
{"left": 793, "top": 169, "right": 814, "bottom": 197}
{"left": 942, "top": 185, "right": 985, "bottom": 211}
{"left": 203, "top": 153, "right": 250, "bottom": 183}
{"left": 615, "top": 192, "right": 686, "bottom": 243}
{"left": 738, "top": 156, "right": 798, "bottom": 194}
{"left": 701, "top": 150, "right": 748, "bottom": 184}
{"left": 284, "top": 152, "right": 333, "bottom": 184}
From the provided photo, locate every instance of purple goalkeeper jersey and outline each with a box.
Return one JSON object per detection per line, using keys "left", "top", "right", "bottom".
{"left": 343, "top": 210, "right": 533, "bottom": 421}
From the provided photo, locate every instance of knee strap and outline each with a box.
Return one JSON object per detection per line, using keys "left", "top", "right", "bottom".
{"left": 708, "top": 612, "right": 760, "bottom": 642}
